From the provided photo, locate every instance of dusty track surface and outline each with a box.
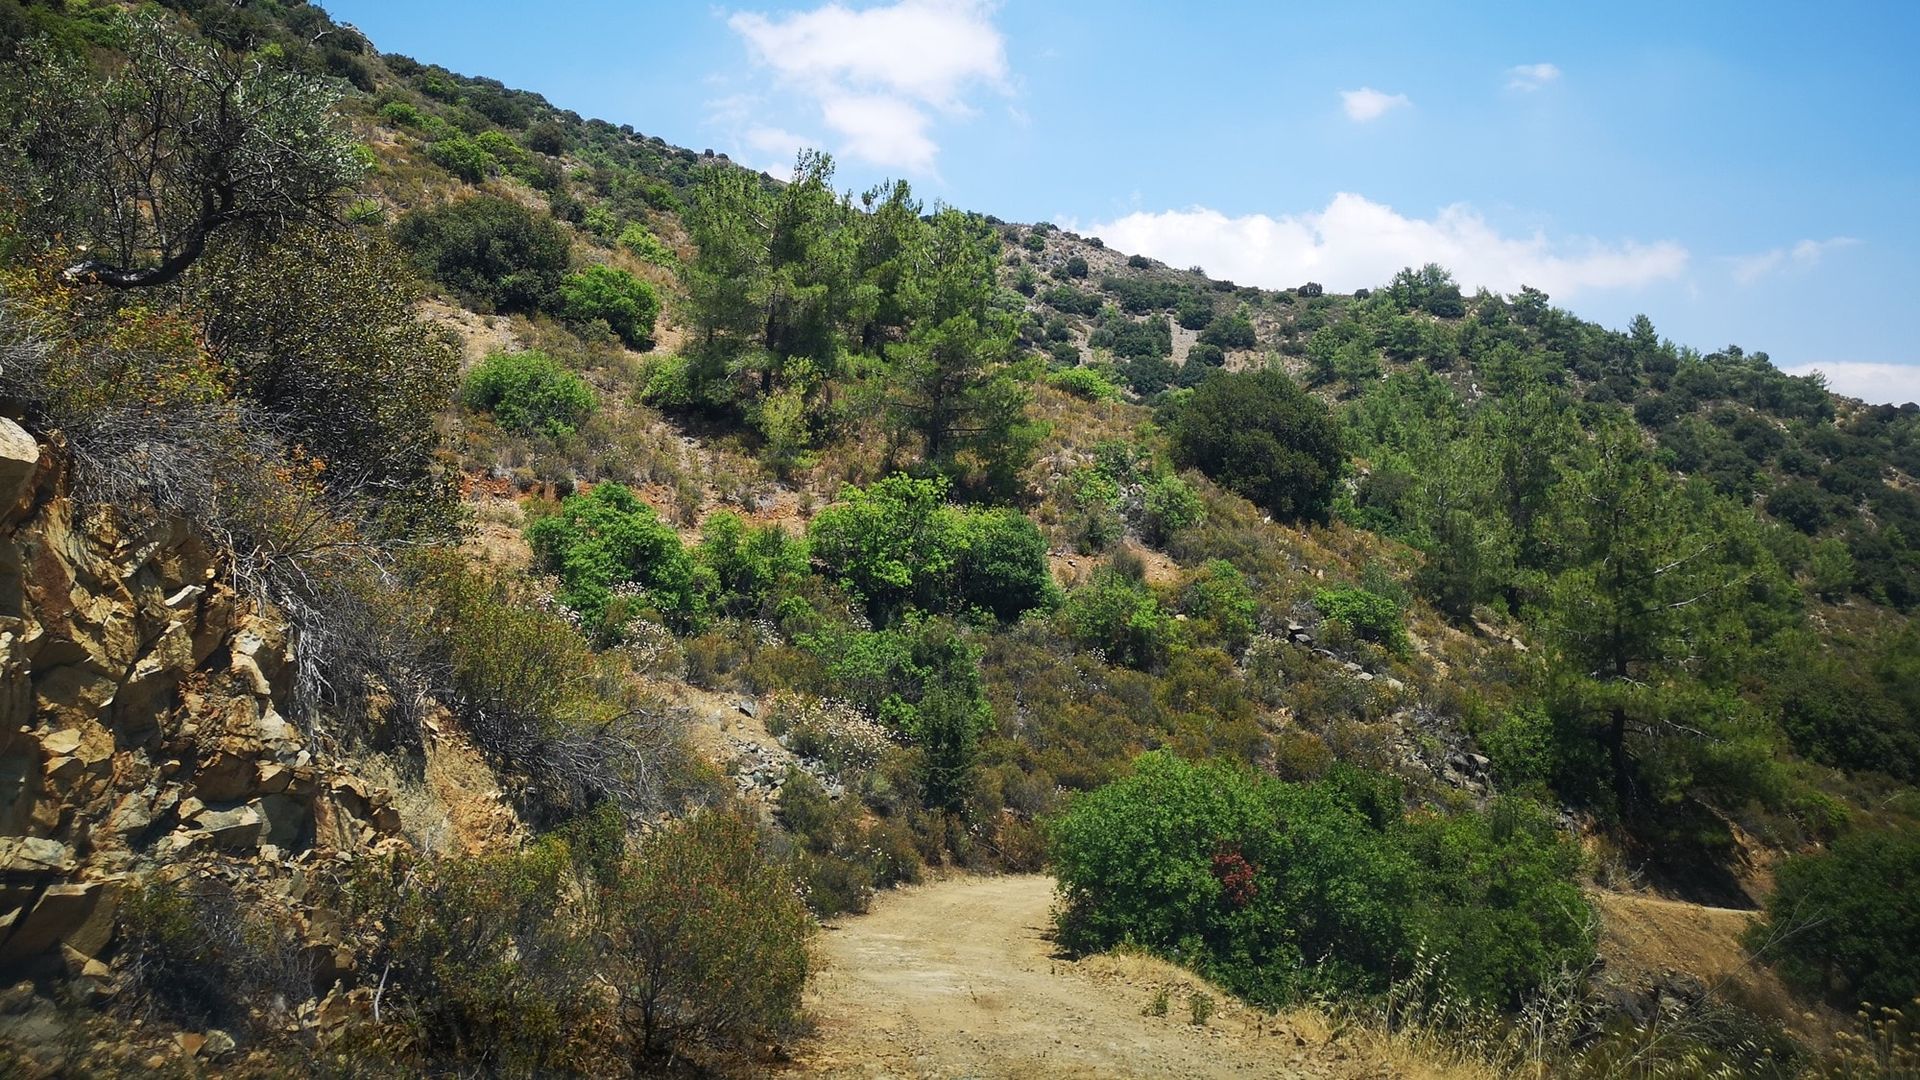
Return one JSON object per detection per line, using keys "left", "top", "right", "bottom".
{"left": 789, "top": 875, "right": 1395, "bottom": 1079}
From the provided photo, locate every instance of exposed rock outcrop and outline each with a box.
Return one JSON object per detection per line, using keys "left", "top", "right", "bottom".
{"left": 0, "top": 434, "right": 405, "bottom": 976}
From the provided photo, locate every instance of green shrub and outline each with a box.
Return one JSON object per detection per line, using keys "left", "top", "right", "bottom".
{"left": 610, "top": 812, "right": 812, "bottom": 1056}
{"left": 408, "top": 555, "right": 699, "bottom": 818}
{"left": 344, "top": 840, "right": 594, "bottom": 1075}
{"left": 558, "top": 264, "right": 659, "bottom": 348}
{"left": 426, "top": 134, "right": 494, "bottom": 182}
{"left": 461, "top": 350, "right": 595, "bottom": 438}
{"left": 1179, "top": 560, "right": 1256, "bottom": 655}
{"left": 472, "top": 129, "right": 529, "bottom": 172}
{"left": 804, "top": 617, "right": 992, "bottom": 811}
{"left": 120, "top": 878, "right": 310, "bottom": 1035}
{"left": 1143, "top": 471, "right": 1205, "bottom": 544}
{"left": 1063, "top": 567, "right": 1174, "bottom": 670}
{"left": 1176, "top": 293, "right": 1215, "bottom": 331}
{"left": 1749, "top": 828, "right": 1920, "bottom": 1009}
{"left": 1043, "top": 284, "right": 1103, "bottom": 316}
{"left": 957, "top": 507, "right": 1060, "bottom": 624}
{"left": 1065, "top": 255, "right": 1089, "bottom": 278}
{"left": 1186, "top": 341, "right": 1226, "bottom": 368}
{"left": 195, "top": 226, "right": 461, "bottom": 534}
{"left": 393, "top": 195, "right": 570, "bottom": 313}
{"left": 808, "top": 473, "right": 1054, "bottom": 627}
{"left": 1313, "top": 586, "right": 1407, "bottom": 652}
{"left": 1050, "top": 364, "right": 1119, "bottom": 400}
{"left": 379, "top": 100, "right": 427, "bottom": 128}
{"left": 618, "top": 221, "right": 675, "bottom": 265}
{"left": 525, "top": 482, "right": 703, "bottom": 631}
{"left": 1171, "top": 369, "right": 1344, "bottom": 523}
{"left": 697, "top": 511, "right": 808, "bottom": 617}
{"left": 1050, "top": 753, "right": 1594, "bottom": 1008}
{"left": 1198, "top": 312, "right": 1256, "bottom": 349}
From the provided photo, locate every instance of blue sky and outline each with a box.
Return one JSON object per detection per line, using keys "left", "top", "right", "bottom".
{"left": 326, "top": 1, "right": 1920, "bottom": 403}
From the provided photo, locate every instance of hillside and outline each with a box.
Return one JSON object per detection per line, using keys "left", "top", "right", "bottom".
{"left": 0, "top": 2, "right": 1916, "bottom": 1078}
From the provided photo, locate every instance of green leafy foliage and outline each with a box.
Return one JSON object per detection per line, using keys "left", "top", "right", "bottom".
{"left": 608, "top": 812, "right": 813, "bottom": 1055}
{"left": 461, "top": 350, "right": 595, "bottom": 438}
{"left": 525, "top": 483, "right": 703, "bottom": 632}
{"left": 1049, "top": 365, "right": 1121, "bottom": 400}
{"left": 1313, "top": 586, "right": 1407, "bottom": 652}
{"left": 697, "top": 511, "right": 808, "bottom": 617}
{"left": 195, "top": 225, "right": 460, "bottom": 536}
{"left": 558, "top": 264, "right": 659, "bottom": 347}
{"left": 804, "top": 617, "right": 993, "bottom": 810}
{"left": 1172, "top": 369, "right": 1344, "bottom": 522}
{"left": 1064, "top": 566, "right": 1175, "bottom": 670}
{"left": 2, "top": 10, "right": 363, "bottom": 288}
{"left": 1198, "top": 311, "right": 1256, "bottom": 349}
{"left": 1050, "top": 753, "right": 1594, "bottom": 1008}
{"left": 807, "top": 473, "right": 1056, "bottom": 627}
{"left": 1749, "top": 828, "right": 1920, "bottom": 1009}
{"left": 393, "top": 194, "right": 570, "bottom": 313}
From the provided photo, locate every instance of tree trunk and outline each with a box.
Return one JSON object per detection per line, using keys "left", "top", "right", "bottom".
{"left": 1607, "top": 703, "right": 1631, "bottom": 813}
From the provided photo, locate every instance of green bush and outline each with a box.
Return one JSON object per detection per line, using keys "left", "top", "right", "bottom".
{"left": 1171, "top": 369, "right": 1344, "bottom": 523}
{"left": 1050, "top": 753, "right": 1594, "bottom": 1008}
{"left": 426, "top": 134, "right": 495, "bottom": 182}
{"left": 1198, "top": 312, "right": 1256, "bottom": 349}
{"left": 525, "top": 482, "right": 703, "bottom": 631}
{"left": 393, "top": 194, "right": 570, "bottom": 313}
{"left": 1186, "top": 341, "right": 1225, "bottom": 368}
{"left": 808, "top": 473, "right": 1055, "bottom": 627}
{"left": 1176, "top": 293, "right": 1215, "bottom": 331}
{"left": 1143, "top": 471, "right": 1205, "bottom": 544}
{"left": 1179, "top": 560, "right": 1256, "bottom": 655}
{"left": 609, "top": 812, "right": 812, "bottom": 1056}
{"left": 618, "top": 221, "right": 675, "bottom": 265}
{"left": 1065, "top": 255, "right": 1089, "bottom": 278}
{"left": 804, "top": 617, "right": 992, "bottom": 810}
{"left": 697, "top": 511, "right": 808, "bottom": 617}
{"left": 120, "top": 878, "right": 310, "bottom": 1035}
{"left": 344, "top": 840, "right": 594, "bottom": 1074}
{"left": 1749, "top": 828, "right": 1920, "bottom": 1009}
{"left": 558, "top": 264, "right": 659, "bottom": 348}
{"left": 379, "top": 100, "right": 428, "bottom": 128}
{"left": 1313, "top": 586, "right": 1407, "bottom": 652}
{"left": 1063, "top": 566, "right": 1174, "bottom": 670}
{"left": 1043, "top": 284, "right": 1103, "bottom": 316}
{"left": 1050, "top": 364, "right": 1119, "bottom": 400}
{"left": 957, "top": 507, "right": 1060, "bottom": 624}
{"left": 461, "top": 350, "right": 595, "bottom": 438}
{"left": 408, "top": 555, "right": 700, "bottom": 818}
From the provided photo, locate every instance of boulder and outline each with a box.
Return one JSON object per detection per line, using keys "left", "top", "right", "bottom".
{"left": 0, "top": 420, "right": 38, "bottom": 512}
{"left": 0, "top": 879, "right": 119, "bottom": 964}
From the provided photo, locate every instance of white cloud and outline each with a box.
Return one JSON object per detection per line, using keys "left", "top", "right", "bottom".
{"left": 1729, "top": 236, "right": 1860, "bottom": 285}
{"left": 742, "top": 125, "right": 814, "bottom": 175}
{"left": 1340, "top": 87, "right": 1410, "bottom": 122}
{"left": 1779, "top": 361, "right": 1920, "bottom": 406}
{"left": 1084, "top": 194, "right": 1690, "bottom": 299}
{"left": 1507, "top": 63, "right": 1561, "bottom": 91}
{"left": 725, "top": 0, "right": 1008, "bottom": 172}
{"left": 820, "top": 94, "right": 938, "bottom": 173}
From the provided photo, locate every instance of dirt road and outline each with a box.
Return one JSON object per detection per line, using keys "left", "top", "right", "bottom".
{"left": 789, "top": 874, "right": 1378, "bottom": 1079}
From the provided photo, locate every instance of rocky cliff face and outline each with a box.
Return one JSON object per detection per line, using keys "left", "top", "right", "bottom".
{"left": 0, "top": 419, "right": 407, "bottom": 982}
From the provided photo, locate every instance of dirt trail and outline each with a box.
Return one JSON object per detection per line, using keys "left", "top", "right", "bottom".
{"left": 790, "top": 875, "right": 1392, "bottom": 1079}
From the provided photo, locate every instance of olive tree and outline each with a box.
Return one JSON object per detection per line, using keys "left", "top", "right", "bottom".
{"left": 2, "top": 12, "right": 362, "bottom": 287}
